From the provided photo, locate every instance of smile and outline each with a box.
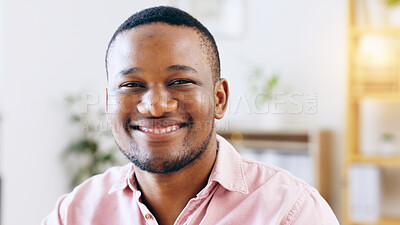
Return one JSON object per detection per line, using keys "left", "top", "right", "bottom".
{"left": 130, "top": 122, "right": 189, "bottom": 135}
{"left": 139, "top": 124, "right": 180, "bottom": 134}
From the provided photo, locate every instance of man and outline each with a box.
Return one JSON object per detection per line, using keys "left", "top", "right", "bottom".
{"left": 43, "top": 6, "right": 339, "bottom": 225}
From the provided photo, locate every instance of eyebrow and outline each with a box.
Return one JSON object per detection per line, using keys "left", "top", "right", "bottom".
{"left": 167, "top": 65, "right": 197, "bottom": 73}
{"left": 118, "top": 64, "right": 197, "bottom": 76}
{"left": 119, "top": 67, "right": 142, "bottom": 76}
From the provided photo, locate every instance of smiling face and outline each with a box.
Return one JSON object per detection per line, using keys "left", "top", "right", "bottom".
{"left": 106, "top": 23, "right": 228, "bottom": 174}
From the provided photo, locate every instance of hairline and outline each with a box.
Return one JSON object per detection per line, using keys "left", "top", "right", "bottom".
{"left": 105, "top": 22, "right": 220, "bottom": 84}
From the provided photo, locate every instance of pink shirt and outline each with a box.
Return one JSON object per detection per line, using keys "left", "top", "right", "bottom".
{"left": 42, "top": 135, "right": 339, "bottom": 225}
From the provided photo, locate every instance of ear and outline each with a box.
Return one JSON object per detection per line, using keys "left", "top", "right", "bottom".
{"left": 105, "top": 88, "right": 109, "bottom": 113}
{"left": 214, "top": 78, "right": 229, "bottom": 119}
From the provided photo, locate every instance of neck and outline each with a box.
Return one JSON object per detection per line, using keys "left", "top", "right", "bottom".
{"left": 134, "top": 138, "right": 218, "bottom": 225}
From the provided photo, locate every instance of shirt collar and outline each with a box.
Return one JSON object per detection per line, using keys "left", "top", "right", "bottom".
{"left": 208, "top": 135, "right": 248, "bottom": 194}
{"left": 108, "top": 163, "right": 136, "bottom": 194}
{"left": 109, "top": 134, "right": 249, "bottom": 195}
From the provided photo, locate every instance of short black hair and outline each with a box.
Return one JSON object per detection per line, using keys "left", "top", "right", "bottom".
{"left": 105, "top": 6, "right": 220, "bottom": 83}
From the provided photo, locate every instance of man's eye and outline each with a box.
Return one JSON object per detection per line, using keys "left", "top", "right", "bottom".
{"left": 120, "top": 82, "right": 145, "bottom": 88}
{"left": 169, "top": 79, "right": 195, "bottom": 86}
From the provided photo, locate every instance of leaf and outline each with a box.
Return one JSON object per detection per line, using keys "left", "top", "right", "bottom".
{"left": 71, "top": 114, "right": 81, "bottom": 122}
{"left": 65, "top": 96, "right": 75, "bottom": 104}
{"left": 268, "top": 74, "right": 279, "bottom": 89}
{"left": 64, "top": 139, "right": 97, "bottom": 155}
{"left": 385, "top": 0, "right": 400, "bottom": 7}
{"left": 102, "top": 154, "right": 112, "bottom": 162}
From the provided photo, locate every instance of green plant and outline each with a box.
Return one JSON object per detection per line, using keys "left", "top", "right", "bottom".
{"left": 248, "top": 67, "right": 279, "bottom": 109}
{"left": 381, "top": 132, "right": 395, "bottom": 142}
{"left": 62, "top": 94, "right": 124, "bottom": 188}
{"left": 385, "top": 0, "right": 400, "bottom": 7}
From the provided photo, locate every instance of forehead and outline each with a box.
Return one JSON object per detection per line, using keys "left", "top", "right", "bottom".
{"left": 110, "top": 22, "right": 204, "bottom": 58}
{"left": 107, "top": 22, "right": 209, "bottom": 76}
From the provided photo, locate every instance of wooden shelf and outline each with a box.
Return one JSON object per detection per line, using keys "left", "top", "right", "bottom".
{"left": 218, "top": 131, "right": 310, "bottom": 152}
{"left": 353, "top": 92, "right": 400, "bottom": 101}
{"left": 351, "top": 27, "right": 400, "bottom": 36}
{"left": 349, "top": 155, "right": 400, "bottom": 167}
{"left": 379, "top": 218, "right": 400, "bottom": 225}
{"left": 218, "top": 130, "right": 332, "bottom": 204}
{"left": 351, "top": 218, "right": 400, "bottom": 225}
{"left": 343, "top": 1, "right": 400, "bottom": 224}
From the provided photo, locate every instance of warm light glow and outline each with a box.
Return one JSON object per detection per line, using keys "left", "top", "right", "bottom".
{"left": 358, "top": 35, "right": 398, "bottom": 68}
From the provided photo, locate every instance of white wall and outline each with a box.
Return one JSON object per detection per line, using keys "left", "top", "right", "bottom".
{"left": 0, "top": 0, "right": 4, "bottom": 132}
{"left": 0, "top": 0, "right": 5, "bottom": 222}
{"left": 0, "top": 0, "right": 347, "bottom": 224}
{"left": 0, "top": 1, "right": 3, "bottom": 114}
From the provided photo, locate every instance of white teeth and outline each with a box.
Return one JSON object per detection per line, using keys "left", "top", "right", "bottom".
{"left": 140, "top": 125, "right": 179, "bottom": 134}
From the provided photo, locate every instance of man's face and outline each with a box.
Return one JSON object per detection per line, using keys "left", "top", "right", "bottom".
{"left": 106, "top": 23, "right": 220, "bottom": 174}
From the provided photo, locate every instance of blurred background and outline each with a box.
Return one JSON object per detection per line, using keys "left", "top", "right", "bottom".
{"left": 0, "top": 0, "right": 399, "bottom": 224}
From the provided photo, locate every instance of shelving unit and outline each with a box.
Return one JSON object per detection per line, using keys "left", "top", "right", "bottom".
{"left": 218, "top": 130, "right": 332, "bottom": 205}
{"left": 344, "top": 1, "right": 400, "bottom": 224}
{"left": 350, "top": 155, "right": 400, "bottom": 166}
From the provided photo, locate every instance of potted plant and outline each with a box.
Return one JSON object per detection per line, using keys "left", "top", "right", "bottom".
{"left": 62, "top": 94, "right": 126, "bottom": 188}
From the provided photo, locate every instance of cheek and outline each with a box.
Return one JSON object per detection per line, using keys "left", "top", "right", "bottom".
{"left": 107, "top": 95, "right": 137, "bottom": 136}
{"left": 107, "top": 95, "right": 139, "bottom": 132}
{"left": 108, "top": 94, "right": 138, "bottom": 115}
{"left": 178, "top": 91, "right": 214, "bottom": 116}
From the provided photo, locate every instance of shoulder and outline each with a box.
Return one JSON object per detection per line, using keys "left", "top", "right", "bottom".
{"left": 240, "top": 157, "right": 339, "bottom": 224}
{"left": 216, "top": 134, "right": 314, "bottom": 196}
{"left": 240, "top": 156, "right": 316, "bottom": 212}
{"left": 241, "top": 156, "right": 313, "bottom": 193}
{"left": 42, "top": 164, "right": 133, "bottom": 224}
{"left": 61, "top": 163, "right": 132, "bottom": 208}
{"left": 72, "top": 163, "right": 131, "bottom": 194}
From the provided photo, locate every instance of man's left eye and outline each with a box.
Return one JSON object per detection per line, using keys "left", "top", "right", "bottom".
{"left": 169, "top": 79, "right": 195, "bottom": 85}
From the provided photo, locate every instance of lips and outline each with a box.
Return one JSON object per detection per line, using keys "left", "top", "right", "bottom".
{"left": 139, "top": 124, "right": 180, "bottom": 134}
{"left": 129, "top": 119, "right": 189, "bottom": 135}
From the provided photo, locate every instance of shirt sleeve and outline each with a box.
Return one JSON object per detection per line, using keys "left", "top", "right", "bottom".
{"left": 41, "top": 194, "right": 68, "bottom": 225}
{"left": 289, "top": 190, "right": 340, "bottom": 225}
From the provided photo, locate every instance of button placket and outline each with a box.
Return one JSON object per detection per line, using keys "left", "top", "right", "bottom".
{"left": 133, "top": 190, "right": 158, "bottom": 224}
{"left": 174, "top": 198, "right": 203, "bottom": 225}
{"left": 143, "top": 212, "right": 158, "bottom": 225}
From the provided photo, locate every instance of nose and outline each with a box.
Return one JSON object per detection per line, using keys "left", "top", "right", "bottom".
{"left": 137, "top": 86, "right": 178, "bottom": 117}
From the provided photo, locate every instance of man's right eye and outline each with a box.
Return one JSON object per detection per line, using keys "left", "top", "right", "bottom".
{"left": 120, "top": 82, "right": 145, "bottom": 88}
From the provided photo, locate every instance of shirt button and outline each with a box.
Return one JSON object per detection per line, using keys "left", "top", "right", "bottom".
{"left": 144, "top": 214, "right": 152, "bottom": 220}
